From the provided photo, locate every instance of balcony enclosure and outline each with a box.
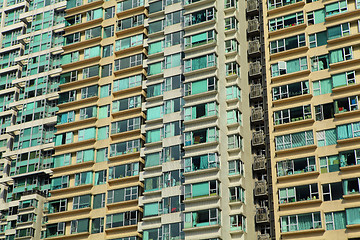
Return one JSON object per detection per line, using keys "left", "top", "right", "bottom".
{"left": 279, "top": 183, "right": 319, "bottom": 204}
{"left": 272, "top": 81, "right": 309, "bottom": 101}
{"left": 334, "top": 96, "right": 358, "bottom": 114}
{"left": 340, "top": 149, "right": 360, "bottom": 167}
{"left": 184, "top": 153, "right": 219, "bottom": 172}
{"left": 184, "top": 209, "right": 220, "bottom": 228}
{"left": 184, "top": 128, "right": 218, "bottom": 146}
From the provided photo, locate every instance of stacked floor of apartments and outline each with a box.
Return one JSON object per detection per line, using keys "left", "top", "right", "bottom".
{"left": 263, "top": 0, "right": 360, "bottom": 238}
{"left": 0, "top": 0, "right": 65, "bottom": 238}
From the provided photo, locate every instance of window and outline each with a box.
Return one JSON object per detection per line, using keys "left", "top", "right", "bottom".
{"left": 81, "top": 85, "right": 98, "bottom": 99}
{"left": 314, "top": 103, "right": 334, "bottom": 120}
{"left": 107, "top": 186, "right": 138, "bottom": 204}
{"left": 165, "top": 10, "right": 182, "bottom": 26}
{"left": 346, "top": 207, "right": 360, "bottom": 225}
{"left": 96, "top": 148, "right": 108, "bottom": 162}
{"left": 60, "top": 70, "right": 78, "bottom": 84}
{"left": 230, "top": 214, "right": 246, "bottom": 231}
{"left": 78, "top": 127, "right": 96, "bottom": 141}
{"left": 164, "top": 98, "right": 182, "bottom": 114}
{"left": 105, "top": 7, "right": 115, "bottom": 19}
{"left": 270, "top": 34, "right": 305, "bottom": 54}
{"left": 103, "top": 45, "right": 113, "bottom": 58}
{"left": 146, "top": 128, "right": 163, "bottom": 143}
{"left": 274, "top": 105, "right": 311, "bottom": 125}
{"left": 71, "top": 218, "right": 89, "bottom": 234}
{"left": 229, "top": 160, "right": 244, "bottom": 175}
{"left": 100, "top": 84, "right": 111, "bottom": 98}
{"left": 343, "top": 178, "right": 360, "bottom": 195}
{"left": 165, "top": 75, "right": 181, "bottom": 91}
{"left": 185, "top": 180, "right": 219, "bottom": 199}
{"left": 106, "top": 211, "right": 138, "bottom": 228}
{"left": 98, "top": 105, "right": 110, "bottom": 119}
{"left": 74, "top": 171, "right": 93, "bottom": 186}
{"left": 113, "top": 75, "right": 142, "bottom": 92}
{"left": 319, "top": 154, "right": 339, "bottom": 173}
{"left": 184, "top": 127, "right": 218, "bottom": 146}
{"left": 76, "top": 149, "right": 94, "bottom": 163}
{"left": 147, "top": 106, "right": 163, "bottom": 120}
{"left": 325, "top": 0, "right": 347, "bottom": 17}
{"left": 309, "top": 31, "right": 327, "bottom": 48}
{"left": 84, "top": 46, "right": 100, "bottom": 59}
{"left": 61, "top": 51, "right": 79, "bottom": 65}
{"left": 184, "top": 209, "right": 220, "bottom": 228}
{"left": 225, "top": 16, "right": 238, "bottom": 30}
{"left": 87, "top": 8, "right": 103, "bottom": 21}
{"left": 91, "top": 218, "right": 104, "bottom": 234}
{"left": 95, "top": 170, "right": 107, "bottom": 185}
{"left": 148, "top": 61, "right": 164, "bottom": 75}
{"left": 111, "top": 117, "right": 141, "bottom": 135}
{"left": 184, "top": 8, "right": 215, "bottom": 27}
{"left": 59, "top": 90, "right": 76, "bottom": 104}
{"left": 109, "top": 139, "right": 140, "bottom": 157}
{"left": 48, "top": 199, "right": 67, "bottom": 213}
{"left": 144, "top": 176, "right": 162, "bottom": 192}
{"left": 184, "top": 153, "right": 219, "bottom": 172}
{"left": 80, "top": 106, "right": 97, "bottom": 120}
{"left": 225, "top": 39, "right": 238, "bottom": 53}
{"left": 334, "top": 96, "right": 358, "bottom": 114}
{"left": 115, "top": 34, "right": 143, "bottom": 51}
{"left": 307, "top": 9, "right": 325, "bottom": 25}
{"left": 226, "top": 85, "right": 241, "bottom": 100}
{"left": 280, "top": 212, "right": 321, "bottom": 232}
{"left": 149, "top": 0, "right": 163, "bottom": 13}
{"left": 328, "top": 23, "right": 350, "bottom": 40}
{"left": 163, "top": 145, "right": 181, "bottom": 162}
{"left": 163, "top": 170, "right": 181, "bottom": 188}
{"left": 51, "top": 176, "right": 69, "bottom": 190}
{"left": 112, "top": 95, "right": 141, "bottom": 113}
{"left": 108, "top": 162, "right": 139, "bottom": 179}
{"left": 184, "top": 30, "right": 215, "bottom": 48}
{"left": 93, "top": 193, "right": 105, "bottom": 209}
{"left": 148, "top": 41, "right": 164, "bottom": 55}
{"left": 165, "top": 53, "right": 181, "bottom": 69}
{"left": 268, "top": 0, "right": 302, "bottom": 10}
{"left": 149, "top": 20, "right": 164, "bottom": 34}
{"left": 272, "top": 81, "right": 309, "bottom": 101}
{"left": 227, "top": 110, "right": 242, "bottom": 125}
{"left": 340, "top": 149, "right": 360, "bottom": 167}
{"left": 332, "top": 71, "right": 355, "bottom": 88}
{"left": 275, "top": 130, "right": 314, "bottom": 150}
{"left": 313, "top": 78, "right": 332, "bottom": 95}
{"left": 46, "top": 223, "right": 65, "bottom": 238}
{"left": 103, "top": 25, "right": 114, "bottom": 38}
{"left": 329, "top": 46, "right": 352, "bottom": 64}
{"left": 185, "top": 77, "right": 216, "bottom": 96}
{"left": 117, "top": 0, "right": 144, "bottom": 12}
{"left": 73, "top": 195, "right": 91, "bottom": 209}
{"left": 229, "top": 186, "right": 245, "bottom": 203}
{"left": 165, "top": 31, "right": 182, "bottom": 47}
{"left": 225, "top": 0, "right": 237, "bottom": 8}
{"left": 228, "top": 134, "right": 242, "bottom": 149}
{"left": 116, "top": 14, "right": 144, "bottom": 31}
{"left": 269, "top": 12, "right": 304, "bottom": 31}
{"left": 271, "top": 57, "right": 307, "bottom": 77}
{"left": 97, "top": 127, "right": 111, "bottom": 142}
{"left": 322, "top": 182, "right": 343, "bottom": 201}
{"left": 337, "top": 121, "right": 360, "bottom": 140}
{"left": 114, "top": 54, "right": 143, "bottom": 71}
{"left": 58, "top": 111, "right": 75, "bottom": 124}
{"left": 325, "top": 211, "right": 346, "bottom": 230}
{"left": 279, "top": 183, "right": 319, "bottom": 204}
{"left": 83, "top": 65, "right": 99, "bottom": 79}
{"left": 145, "top": 152, "right": 163, "bottom": 168}
{"left": 164, "top": 121, "right": 181, "bottom": 138}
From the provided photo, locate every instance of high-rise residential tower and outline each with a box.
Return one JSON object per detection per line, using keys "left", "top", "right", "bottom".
{"left": 263, "top": 0, "right": 360, "bottom": 239}
{"left": 0, "top": 0, "right": 65, "bottom": 239}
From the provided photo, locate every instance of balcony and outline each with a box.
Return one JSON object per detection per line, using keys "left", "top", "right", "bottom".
{"left": 252, "top": 130, "right": 265, "bottom": 146}
{"left": 249, "top": 61, "right": 262, "bottom": 76}
{"left": 248, "top": 19, "right": 259, "bottom": 33}
{"left": 258, "top": 234, "right": 271, "bottom": 240}
{"left": 247, "top": 0, "right": 259, "bottom": 13}
{"left": 256, "top": 207, "right": 269, "bottom": 223}
{"left": 251, "top": 107, "right": 264, "bottom": 122}
{"left": 250, "top": 83, "right": 262, "bottom": 98}
{"left": 253, "top": 155, "right": 266, "bottom": 171}
{"left": 254, "top": 180, "right": 267, "bottom": 196}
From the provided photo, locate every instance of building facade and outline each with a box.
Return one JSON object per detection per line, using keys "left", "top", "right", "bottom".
{"left": 0, "top": 0, "right": 65, "bottom": 238}
{"left": 263, "top": 0, "right": 360, "bottom": 239}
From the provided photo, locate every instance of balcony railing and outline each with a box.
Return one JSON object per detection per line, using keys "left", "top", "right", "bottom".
{"left": 252, "top": 130, "right": 265, "bottom": 146}
{"left": 248, "top": 19, "right": 259, "bottom": 33}
{"left": 253, "top": 155, "right": 266, "bottom": 171}
{"left": 250, "top": 83, "right": 262, "bottom": 98}
{"left": 254, "top": 180, "right": 267, "bottom": 196}
{"left": 247, "top": 0, "right": 259, "bottom": 12}
{"left": 249, "top": 61, "right": 262, "bottom": 76}
{"left": 251, "top": 107, "right": 264, "bottom": 122}
{"left": 256, "top": 207, "right": 269, "bottom": 223}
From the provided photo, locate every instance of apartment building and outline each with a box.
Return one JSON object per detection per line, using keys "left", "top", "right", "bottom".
{"left": 0, "top": 0, "right": 65, "bottom": 239}
{"left": 263, "top": 0, "right": 360, "bottom": 239}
